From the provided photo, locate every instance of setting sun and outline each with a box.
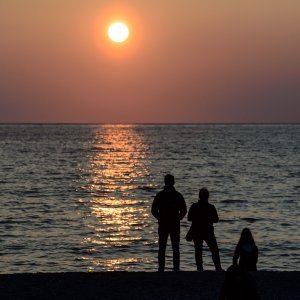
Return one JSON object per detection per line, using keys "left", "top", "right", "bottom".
{"left": 108, "top": 22, "right": 129, "bottom": 43}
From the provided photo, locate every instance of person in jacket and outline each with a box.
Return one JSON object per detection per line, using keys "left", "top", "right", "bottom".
{"left": 233, "top": 228, "right": 258, "bottom": 271}
{"left": 187, "top": 187, "right": 222, "bottom": 271}
{"left": 151, "top": 174, "right": 187, "bottom": 271}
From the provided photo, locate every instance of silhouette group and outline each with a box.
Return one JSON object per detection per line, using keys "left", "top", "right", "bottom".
{"left": 151, "top": 174, "right": 258, "bottom": 272}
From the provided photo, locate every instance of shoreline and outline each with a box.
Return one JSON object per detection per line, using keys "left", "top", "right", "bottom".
{"left": 0, "top": 271, "right": 299, "bottom": 300}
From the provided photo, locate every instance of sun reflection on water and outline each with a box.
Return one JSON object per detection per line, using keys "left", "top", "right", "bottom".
{"left": 80, "top": 125, "right": 156, "bottom": 271}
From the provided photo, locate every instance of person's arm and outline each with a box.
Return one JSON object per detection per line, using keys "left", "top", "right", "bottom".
{"left": 210, "top": 205, "right": 219, "bottom": 223}
{"left": 151, "top": 194, "right": 159, "bottom": 219}
{"left": 187, "top": 204, "right": 194, "bottom": 221}
{"left": 233, "top": 245, "right": 239, "bottom": 266}
{"left": 179, "top": 195, "right": 187, "bottom": 220}
{"left": 254, "top": 246, "right": 258, "bottom": 265}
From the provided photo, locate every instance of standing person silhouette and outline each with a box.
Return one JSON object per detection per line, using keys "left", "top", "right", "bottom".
{"left": 233, "top": 228, "right": 258, "bottom": 271}
{"left": 151, "top": 174, "right": 187, "bottom": 272}
{"left": 187, "top": 187, "right": 222, "bottom": 271}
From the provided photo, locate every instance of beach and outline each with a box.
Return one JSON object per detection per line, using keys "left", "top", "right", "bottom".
{"left": 0, "top": 271, "right": 299, "bottom": 300}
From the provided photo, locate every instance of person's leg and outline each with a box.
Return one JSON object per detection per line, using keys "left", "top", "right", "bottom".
{"left": 170, "top": 224, "right": 180, "bottom": 271}
{"left": 205, "top": 233, "right": 222, "bottom": 270}
{"left": 158, "top": 226, "right": 169, "bottom": 271}
{"left": 193, "top": 238, "right": 204, "bottom": 271}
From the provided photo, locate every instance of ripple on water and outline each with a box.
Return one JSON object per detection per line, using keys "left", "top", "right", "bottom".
{"left": 1, "top": 124, "right": 299, "bottom": 272}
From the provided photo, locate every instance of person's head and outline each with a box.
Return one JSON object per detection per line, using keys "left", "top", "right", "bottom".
{"left": 223, "top": 265, "right": 257, "bottom": 299}
{"left": 199, "top": 187, "right": 209, "bottom": 201}
{"left": 164, "top": 174, "right": 175, "bottom": 186}
{"left": 226, "top": 264, "right": 243, "bottom": 276}
{"left": 224, "top": 265, "right": 246, "bottom": 285}
{"left": 239, "top": 228, "right": 255, "bottom": 244}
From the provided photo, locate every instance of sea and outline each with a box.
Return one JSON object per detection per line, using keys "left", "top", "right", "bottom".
{"left": 0, "top": 124, "right": 299, "bottom": 273}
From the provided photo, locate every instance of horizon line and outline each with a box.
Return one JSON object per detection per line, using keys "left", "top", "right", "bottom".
{"left": 0, "top": 122, "right": 299, "bottom": 126}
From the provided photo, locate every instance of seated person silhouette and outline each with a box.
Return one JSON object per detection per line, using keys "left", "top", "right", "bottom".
{"left": 233, "top": 228, "right": 258, "bottom": 271}
{"left": 219, "top": 265, "right": 259, "bottom": 300}
{"left": 187, "top": 187, "right": 222, "bottom": 271}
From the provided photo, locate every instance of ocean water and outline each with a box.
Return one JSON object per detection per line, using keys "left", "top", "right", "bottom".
{"left": 0, "top": 124, "right": 299, "bottom": 273}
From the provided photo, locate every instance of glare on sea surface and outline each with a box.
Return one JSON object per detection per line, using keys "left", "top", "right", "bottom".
{"left": 80, "top": 125, "right": 154, "bottom": 271}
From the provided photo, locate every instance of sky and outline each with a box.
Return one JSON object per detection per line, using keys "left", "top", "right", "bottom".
{"left": 1, "top": 0, "right": 300, "bottom": 123}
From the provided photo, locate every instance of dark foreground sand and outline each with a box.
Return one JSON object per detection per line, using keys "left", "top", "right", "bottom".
{"left": 0, "top": 271, "right": 299, "bottom": 300}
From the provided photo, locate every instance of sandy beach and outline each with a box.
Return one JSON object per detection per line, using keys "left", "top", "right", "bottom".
{"left": 0, "top": 271, "right": 299, "bottom": 300}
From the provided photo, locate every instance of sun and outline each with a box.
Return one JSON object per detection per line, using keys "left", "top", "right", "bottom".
{"left": 108, "top": 22, "right": 129, "bottom": 43}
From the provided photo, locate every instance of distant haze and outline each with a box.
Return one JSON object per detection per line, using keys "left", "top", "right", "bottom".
{"left": 1, "top": 0, "right": 300, "bottom": 123}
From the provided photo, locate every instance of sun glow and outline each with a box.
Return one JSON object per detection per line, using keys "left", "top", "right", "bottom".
{"left": 108, "top": 22, "right": 129, "bottom": 43}
{"left": 95, "top": 5, "right": 141, "bottom": 58}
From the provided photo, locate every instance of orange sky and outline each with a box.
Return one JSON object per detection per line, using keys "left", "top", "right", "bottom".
{"left": 1, "top": 0, "right": 299, "bottom": 123}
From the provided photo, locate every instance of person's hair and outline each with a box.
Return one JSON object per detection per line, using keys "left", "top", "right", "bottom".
{"left": 164, "top": 174, "right": 175, "bottom": 186}
{"left": 238, "top": 228, "right": 256, "bottom": 246}
{"left": 199, "top": 187, "right": 209, "bottom": 201}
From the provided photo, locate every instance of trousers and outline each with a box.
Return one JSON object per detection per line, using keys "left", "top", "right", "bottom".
{"left": 193, "top": 232, "right": 221, "bottom": 270}
{"left": 158, "top": 223, "right": 180, "bottom": 271}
